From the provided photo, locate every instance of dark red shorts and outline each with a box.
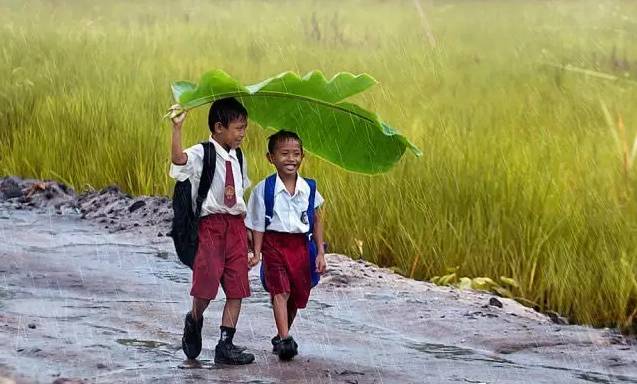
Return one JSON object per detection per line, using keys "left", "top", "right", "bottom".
{"left": 262, "top": 231, "right": 311, "bottom": 309}
{"left": 190, "top": 214, "right": 251, "bottom": 300}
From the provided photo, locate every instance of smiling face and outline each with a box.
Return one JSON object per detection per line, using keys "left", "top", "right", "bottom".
{"left": 267, "top": 138, "right": 304, "bottom": 177}
{"left": 213, "top": 117, "right": 247, "bottom": 150}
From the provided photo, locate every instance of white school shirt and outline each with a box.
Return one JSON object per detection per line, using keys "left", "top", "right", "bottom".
{"left": 245, "top": 174, "right": 324, "bottom": 233}
{"left": 169, "top": 136, "right": 250, "bottom": 217}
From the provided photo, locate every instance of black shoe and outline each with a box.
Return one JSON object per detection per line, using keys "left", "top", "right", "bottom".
{"left": 229, "top": 342, "right": 247, "bottom": 353}
{"left": 214, "top": 341, "right": 255, "bottom": 365}
{"left": 277, "top": 336, "right": 298, "bottom": 361}
{"left": 271, "top": 335, "right": 281, "bottom": 354}
{"left": 219, "top": 326, "right": 246, "bottom": 353}
{"left": 182, "top": 312, "right": 203, "bottom": 359}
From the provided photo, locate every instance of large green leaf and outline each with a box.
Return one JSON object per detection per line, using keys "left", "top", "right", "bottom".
{"left": 171, "top": 69, "right": 421, "bottom": 174}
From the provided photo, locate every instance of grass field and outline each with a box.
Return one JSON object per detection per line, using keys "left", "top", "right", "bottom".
{"left": 1, "top": 0, "right": 636, "bottom": 331}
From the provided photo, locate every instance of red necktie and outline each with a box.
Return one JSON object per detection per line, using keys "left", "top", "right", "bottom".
{"left": 224, "top": 160, "right": 236, "bottom": 208}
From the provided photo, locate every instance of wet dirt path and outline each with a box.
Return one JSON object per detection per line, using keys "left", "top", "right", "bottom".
{"left": 0, "top": 208, "right": 636, "bottom": 383}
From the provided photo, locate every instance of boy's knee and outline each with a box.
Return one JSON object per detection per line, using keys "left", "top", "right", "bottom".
{"left": 273, "top": 293, "right": 290, "bottom": 302}
{"left": 192, "top": 297, "right": 211, "bottom": 304}
{"left": 193, "top": 297, "right": 211, "bottom": 306}
{"left": 192, "top": 297, "right": 211, "bottom": 319}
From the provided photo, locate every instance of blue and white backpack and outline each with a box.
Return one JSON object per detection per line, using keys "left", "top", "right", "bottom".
{"left": 259, "top": 174, "right": 321, "bottom": 291}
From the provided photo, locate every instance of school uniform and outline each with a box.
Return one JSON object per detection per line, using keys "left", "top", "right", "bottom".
{"left": 245, "top": 174, "right": 324, "bottom": 309}
{"left": 169, "top": 136, "right": 251, "bottom": 300}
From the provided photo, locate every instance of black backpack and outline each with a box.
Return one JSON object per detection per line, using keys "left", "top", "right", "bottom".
{"left": 170, "top": 142, "right": 243, "bottom": 269}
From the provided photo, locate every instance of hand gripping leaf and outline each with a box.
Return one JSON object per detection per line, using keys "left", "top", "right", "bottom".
{"left": 169, "top": 69, "right": 421, "bottom": 174}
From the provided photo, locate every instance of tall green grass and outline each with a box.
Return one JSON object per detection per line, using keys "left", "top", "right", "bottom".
{"left": 1, "top": 0, "right": 636, "bottom": 330}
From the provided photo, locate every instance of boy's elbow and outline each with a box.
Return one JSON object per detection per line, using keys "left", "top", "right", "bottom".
{"left": 171, "top": 152, "right": 188, "bottom": 166}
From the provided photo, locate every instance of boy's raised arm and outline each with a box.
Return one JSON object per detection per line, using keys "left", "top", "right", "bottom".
{"left": 171, "top": 109, "right": 188, "bottom": 165}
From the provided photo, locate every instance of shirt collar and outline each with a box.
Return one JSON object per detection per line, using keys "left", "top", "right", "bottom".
{"left": 209, "top": 135, "right": 237, "bottom": 160}
{"left": 275, "top": 173, "right": 308, "bottom": 197}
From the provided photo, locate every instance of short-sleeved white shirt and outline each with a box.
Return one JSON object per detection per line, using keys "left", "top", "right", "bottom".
{"left": 169, "top": 136, "right": 250, "bottom": 216}
{"left": 245, "top": 173, "right": 324, "bottom": 233}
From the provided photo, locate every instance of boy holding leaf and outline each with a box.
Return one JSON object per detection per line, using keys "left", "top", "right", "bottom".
{"left": 170, "top": 97, "right": 258, "bottom": 365}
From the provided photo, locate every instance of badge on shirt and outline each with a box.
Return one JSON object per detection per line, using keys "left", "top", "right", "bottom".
{"left": 300, "top": 211, "right": 308, "bottom": 224}
{"left": 224, "top": 185, "right": 236, "bottom": 200}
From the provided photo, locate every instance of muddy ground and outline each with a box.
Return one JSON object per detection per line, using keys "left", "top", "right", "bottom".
{"left": 0, "top": 177, "right": 635, "bottom": 383}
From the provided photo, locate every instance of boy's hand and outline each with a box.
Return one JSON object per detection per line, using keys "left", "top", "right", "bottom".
{"left": 169, "top": 104, "right": 187, "bottom": 129}
{"left": 316, "top": 253, "right": 327, "bottom": 274}
{"left": 247, "top": 229, "right": 254, "bottom": 251}
{"left": 248, "top": 251, "right": 261, "bottom": 269}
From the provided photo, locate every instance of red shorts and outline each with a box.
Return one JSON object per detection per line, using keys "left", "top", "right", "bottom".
{"left": 262, "top": 231, "right": 311, "bottom": 309}
{"left": 190, "top": 214, "right": 251, "bottom": 300}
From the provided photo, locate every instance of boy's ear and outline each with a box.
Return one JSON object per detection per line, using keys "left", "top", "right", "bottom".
{"left": 213, "top": 121, "right": 225, "bottom": 134}
{"left": 266, "top": 152, "right": 274, "bottom": 164}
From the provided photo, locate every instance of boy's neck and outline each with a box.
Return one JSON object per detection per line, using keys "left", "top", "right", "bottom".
{"left": 278, "top": 172, "right": 298, "bottom": 195}
{"left": 211, "top": 135, "right": 232, "bottom": 152}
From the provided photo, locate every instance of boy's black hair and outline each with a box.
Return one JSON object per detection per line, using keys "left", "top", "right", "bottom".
{"left": 268, "top": 130, "right": 303, "bottom": 154}
{"left": 208, "top": 97, "right": 248, "bottom": 131}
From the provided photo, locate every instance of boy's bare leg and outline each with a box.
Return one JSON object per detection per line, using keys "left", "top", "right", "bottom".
{"left": 192, "top": 297, "right": 210, "bottom": 320}
{"left": 221, "top": 298, "right": 242, "bottom": 327}
{"left": 183, "top": 297, "right": 209, "bottom": 360}
{"left": 215, "top": 298, "right": 254, "bottom": 364}
{"left": 272, "top": 293, "right": 290, "bottom": 338}
{"left": 287, "top": 302, "right": 297, "bottom": 329}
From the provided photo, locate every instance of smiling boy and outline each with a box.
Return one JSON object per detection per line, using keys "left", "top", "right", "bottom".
{"left": 245, "top": 130, "right": 326, "bottom": 361}
{"left": 170, "top": 97, "right": 258, "bottom": 365}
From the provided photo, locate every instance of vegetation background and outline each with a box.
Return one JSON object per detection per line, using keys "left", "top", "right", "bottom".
{"left": 1, "top": 0, "right": 636, "bottom": 331}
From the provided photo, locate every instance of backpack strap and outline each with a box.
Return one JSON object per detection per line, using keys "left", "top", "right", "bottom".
{"left": 304, "top": 178, "right": 317, "bottom": 236}
{"left": 304, "top": 178, "right": 321, "bottom": 288}
{"left": 236, "top": 147, "right": 244, "bottom": 180}
{"left": 260, "top": 173, "right": 278, "bottom": 292}
{"left": 263, "top": 173, "right": 277, "bottom": 228}
{"left": 194, "top": 142, "right": 216, "bottom": 217}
